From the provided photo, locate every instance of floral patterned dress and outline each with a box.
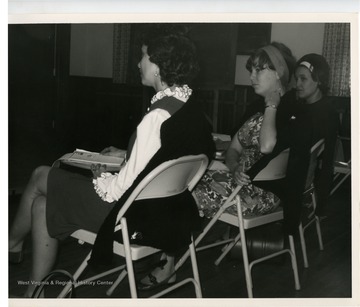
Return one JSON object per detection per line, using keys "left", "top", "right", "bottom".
{"left": 193, "top": 112, "right": 279, "bottom": 219}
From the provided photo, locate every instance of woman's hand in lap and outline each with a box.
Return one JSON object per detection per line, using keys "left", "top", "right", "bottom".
{"left": 100, "top": 146, "right": 126, "bottom": 158}
{"left": 232, "top": 164, "right": 251, "bottom": 186}
{"left": 91, "top": 164, "right": 107, "bottom": 179}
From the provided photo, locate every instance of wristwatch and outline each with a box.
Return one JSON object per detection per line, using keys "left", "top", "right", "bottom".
{"left": 265, "top": 104, "right": 277, "bottom": 110}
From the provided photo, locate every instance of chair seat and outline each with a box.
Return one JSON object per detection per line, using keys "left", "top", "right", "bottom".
{"left": 219, "top": 207, "right": 284, "bottom": 229}
{"left": 334, "top": 161, "right": 350, "bottom": 173}
{"left": 71, "top": 229, "right": 161, "bottom": 261}
{"left": 331, "top": 159, "right": 351, "bottom": 196}
{"left": 330, "top": 134, "right": 351, "bottom": 196}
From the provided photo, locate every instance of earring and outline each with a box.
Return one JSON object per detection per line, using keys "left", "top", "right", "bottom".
{"left": 154, "top": 72, "right": 159, "bottom": 77}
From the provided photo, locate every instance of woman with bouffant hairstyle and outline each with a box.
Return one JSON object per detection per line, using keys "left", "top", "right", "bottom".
{"left": 9, "top": 25, "right": 214, "bottom": 296}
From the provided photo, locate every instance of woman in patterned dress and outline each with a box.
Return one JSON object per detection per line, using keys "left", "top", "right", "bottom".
{"left": 194, "top": 42, "right": 296, "bottom": 219}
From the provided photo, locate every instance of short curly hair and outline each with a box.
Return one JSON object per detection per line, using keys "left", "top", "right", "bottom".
{"left": 295, "top": 53, "right": 330, "bottom": 94}
{"left": 246, "top": 41, "right": 296, "bottom": 83}
{"left": 144, "top": 30, "right": 199, "bottom": 87}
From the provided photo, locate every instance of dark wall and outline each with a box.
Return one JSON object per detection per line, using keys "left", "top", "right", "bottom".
{"left": 67, "top": 77, "right": 144, "bottom": 151}
{"left": 189, "top": 23, "right": 238, "bottom": 90}
{"left": 8, "top": 24, "right": 145, "bottom": 190}
{"left": 8, "top": 24, "right": 72, "bottom": 190}
{"left": 8, "top": 24, "right": 57, "bottom": 134}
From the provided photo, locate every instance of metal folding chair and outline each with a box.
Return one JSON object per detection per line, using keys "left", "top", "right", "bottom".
{"left": 330, "top": 136, "right": 351, "bottom": 195}
{"left": 177, "top": 148, "right": 301, "bottom": 298}
{"left": 58, "top": 154, "right": 209, "bottom": 298}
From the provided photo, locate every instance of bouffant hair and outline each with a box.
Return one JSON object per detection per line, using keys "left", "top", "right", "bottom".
{"left": 295, "top": 53, "right": 330, "bottom": 94}
{"left": 142, "top": 25, "right": 199, "bottom": 86}
{"left": 246, "top": 41, "right": 296, "bottom": 83}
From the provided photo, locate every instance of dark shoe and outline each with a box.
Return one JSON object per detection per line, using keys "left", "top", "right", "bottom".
{"left": 137, "top": 271, "right": 176, "bottom": 291}
{"left": 137, "top": 259, "right": 176, "bottom": 291}
{"left": 9, "top": 250, "right": 24, "bottom": 264}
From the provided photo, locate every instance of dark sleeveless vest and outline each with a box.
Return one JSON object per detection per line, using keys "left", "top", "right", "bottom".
{"left": 125, "top": 97, "right": 185, "bottom": 161}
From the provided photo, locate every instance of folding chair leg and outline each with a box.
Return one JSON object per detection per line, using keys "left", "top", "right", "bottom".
{"left": 214, "top": 234, "right": 240, "bottom": 266}
{"left": 175, "top": 197, "right": 236, "bottom": 271}
{"left": 288, "top": 235, "right": 301, "bottom": 290}
{"left": 235, "top": 197, "right": 253, "bottom": 298}
{"left": 121, "top": 217, "right": 137, "bottom": 298}
{"left": 315, "top": 216, "right": 324, "bottom": 250}
{"left": 330, "top": 172, "right": 350, "bottom": 195}
{"left": 148, "top": 237, "right": 203, "bottom": 299}
{"left": 312, "top": 192, "right": 324, "bottom": 251}
{"left": 58, "top": 251, "right": 92, "bottom": 298}
{"left": 298, "top": 223, "right": 309, "bottom": 268}
{"left": 240, "top": 230, "right": 253, "bottom": 297}
{"left": 57, "top": 248, "right": 127, "bottom": 298}
{"left": 176, "top": 187, "right": 243, "bottom": 272}
{"left": 106, "top": 270, "right": 128, "bottom": 296}
{"left": 189, "top": 238, "right": 203, "bottom": 298}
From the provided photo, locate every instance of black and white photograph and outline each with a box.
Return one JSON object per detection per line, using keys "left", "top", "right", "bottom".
{"left": 5, "top": 2, "right": 359, "bottom": 307}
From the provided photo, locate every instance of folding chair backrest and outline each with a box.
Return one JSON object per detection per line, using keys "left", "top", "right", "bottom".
{"left": 116, "top": 154, "right": 209, "bottom": 222}
{"left": 253, "top": 148, "right": 290, "bottom": 181}
{"left": 304, "top": 139, "right": 325, "bottom": 189}
{"left": 136, "top": 154, "right": 209, "bottom": 200}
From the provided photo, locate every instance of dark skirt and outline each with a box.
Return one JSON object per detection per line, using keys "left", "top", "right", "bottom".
{"left": 124, "top": 191, "right": 202, "bottom": 254}
{"left": 46, "top": 167, "right": 202, "bottom": 254}
{"left": 46, "top": 167, "right": 114, "bottom": 240}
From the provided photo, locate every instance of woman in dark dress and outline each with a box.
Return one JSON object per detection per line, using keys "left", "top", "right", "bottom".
{"left": 282, "top": 53, "right": 338, "bottom": 233}
{"left": 9, "top": 27, "right": 215, "bottom": 297}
